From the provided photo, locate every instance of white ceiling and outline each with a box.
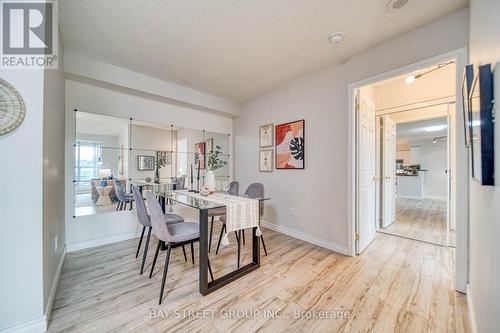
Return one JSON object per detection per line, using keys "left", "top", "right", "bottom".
{"left": 396, "top": 117, "right": 448, "bottom": 141}
{"left": 61, "top": 0, "right": 467, "bottom": 101}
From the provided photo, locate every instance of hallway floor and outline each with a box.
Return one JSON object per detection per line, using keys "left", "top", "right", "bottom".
{"left": 382, "top": 198, "right": 454, "bottom": 246}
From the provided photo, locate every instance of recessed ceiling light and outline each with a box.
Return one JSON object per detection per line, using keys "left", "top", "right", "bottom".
{"left": 386, "top": 0, "right": 410, "bottom": 12}
{"left": 328, "top": 32, "right": 344, "bottom": 44}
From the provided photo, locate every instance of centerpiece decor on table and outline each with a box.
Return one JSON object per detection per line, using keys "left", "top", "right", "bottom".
{"left": 153, "top": 151, "right": 169, "bottom": 184}
{"left": 205, "top": 145, "right": 228, "bottom": 193}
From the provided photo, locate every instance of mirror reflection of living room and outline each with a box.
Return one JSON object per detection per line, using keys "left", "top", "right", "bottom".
{"left": 75, "top": 112, "right": 130, "bottom": 216}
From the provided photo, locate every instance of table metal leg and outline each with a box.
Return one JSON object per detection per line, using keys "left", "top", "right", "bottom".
{"left": 199, "top": 207, "right": 260, "bottom": 296}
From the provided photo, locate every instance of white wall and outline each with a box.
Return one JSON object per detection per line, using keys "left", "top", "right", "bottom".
{"left": 0, "top": 70, "right": 45, "bottom": 332}
{"left": 65, "top": 79, "right": 233, "bottom": 251}
{"left": 234, "top": 10, "right": 468, "bottom": 254}
{"left": 42, "top": 37, "right": 66, "bottom": 320}
{"left": 409, "top": 138, "right": 448, "bottom": 200}
{"left": 468, "top": 1, "right": 500, "bottom": 332}
{"left": 374, "top": 63, "right": 456, "bottom": 110}
{"left": 130, "top": 125, "right": 175, "bottom": 180}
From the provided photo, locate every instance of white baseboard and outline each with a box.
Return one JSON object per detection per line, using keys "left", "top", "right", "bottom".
{"left": 44, "top": 246, "right": 66, "bottom": 328}
{"left": 66, "top": 231, "right": 142, "bottom": 253}
{"left": 466, "top": 284, "right": 478, "bottom": 333}
{"left": 397, "top": 195, "right": 423, "bottom": 200}
{"left": 261, "top": 221, "right": 348, "bottom": 255}
{"left": 0, "top": 316, "right": 46, "bottom": 333}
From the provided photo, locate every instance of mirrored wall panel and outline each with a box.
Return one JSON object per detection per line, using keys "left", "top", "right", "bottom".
{"left": 74, "top": 111, "right": 231, "bottom": 217}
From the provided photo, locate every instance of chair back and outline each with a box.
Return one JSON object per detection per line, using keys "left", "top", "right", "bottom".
{"left": 228, "top": 181, "right": 239, "bottom": 196}
{"left": 144, "top": 191, "right": 172, "bottom": 243}
{"left": 113, "top": 179, "right": 128, "bottom": 201}
{"left": 245, "top": 183, "right": 264, "bottom": 216}
{"left": 175, "top": 175, "right": 186, "bottom": 190}
{"left": 131, "top": 186, "right": 150, "bottom": 227}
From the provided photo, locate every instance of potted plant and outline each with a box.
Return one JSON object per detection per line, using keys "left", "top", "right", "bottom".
{"left": 206, "top": 145, "right": 227, "bottom": 192}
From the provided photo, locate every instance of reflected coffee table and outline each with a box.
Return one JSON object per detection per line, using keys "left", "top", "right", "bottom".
{"left": 96, "top": 186, "right": 113, "bottom": 205}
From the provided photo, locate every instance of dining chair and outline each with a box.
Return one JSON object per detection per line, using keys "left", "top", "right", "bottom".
{"left": 131, "top": 186, "right": 185, "bottom": 275}
{"left": 217, "top": 182, "right": 268, "bottom": 267}
{"left": 144, "top": 191, "right": 214, "bottom": 304}
{"left": 175, "top": 175, "right": 186, "bottom": 190}
{"left": 114, "top": 179, "right": 134, "bottom": 211}
{"left": 211, "top": 181, "right": 239, "bottom": 253}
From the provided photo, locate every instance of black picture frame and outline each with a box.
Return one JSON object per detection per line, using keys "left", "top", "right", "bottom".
{"left": 469, "top": 64, "right": 495, "bottom": 186}
{"left": 461, "top": 64, "right": 474, "bottom": 147}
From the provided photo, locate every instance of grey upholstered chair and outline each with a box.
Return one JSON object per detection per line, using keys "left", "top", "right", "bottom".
{"left": 175, "top": 175, "right": 186, "bottom": 190}
{"left": 131, "top": 186, "right": 184, "bottom": 275}
{"left": 144, "top": 191, "right": 213, "bottom": 304}
{"left": 210, "top": 181, "right": 239, "bottom": 253}
{"left": 217, "top": 182, "right": 267, "bottom": 267}
{"left": 114, "top": 179, "right": 134, "bottom": 211}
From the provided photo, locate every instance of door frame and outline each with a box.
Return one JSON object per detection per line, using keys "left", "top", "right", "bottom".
{"left": 347, "top": 47, "right": 469, "bottom": 293}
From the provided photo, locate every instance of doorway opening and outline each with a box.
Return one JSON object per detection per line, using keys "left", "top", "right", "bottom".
{"left": 355, "top": 59, "right": 456, "bottom": 252}
{"left": 349, "top": 48, "right": 468, "bottom": 293}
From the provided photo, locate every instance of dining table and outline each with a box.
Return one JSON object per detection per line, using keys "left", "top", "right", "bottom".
{"left": 155, "top": 190, "right": 270, "bottom": 296}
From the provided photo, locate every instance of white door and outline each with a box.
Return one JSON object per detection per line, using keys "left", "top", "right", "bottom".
{"left": 382, "top": 115, "right": 397, "bottom": 228}
{"left": 356, "top": 92, "right": 376, "bottom": 254}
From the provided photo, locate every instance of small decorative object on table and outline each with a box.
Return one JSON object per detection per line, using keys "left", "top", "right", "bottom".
{"left": 199, "top": 186, "right": 210, "bottom": 196}
{"left": 206, "top": 145, "right": 228, "bottom": 192}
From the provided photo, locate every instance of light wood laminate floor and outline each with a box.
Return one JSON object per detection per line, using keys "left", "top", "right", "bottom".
{"left": 382, "top": 198, "right": 455, "bottom": 246}
{"left": 48, "top": 226, "right": 469, "bottom": 332}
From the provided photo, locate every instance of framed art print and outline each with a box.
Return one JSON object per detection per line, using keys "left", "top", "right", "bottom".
{"left": 137, "top": 155, "right": 155, "bottom": 171}
{"left": 259, "top": 124, "right": 274, "bottom": 148}
{"left": 259, "top": 149, "right": 273, "bottom": 172}
{"left": 205, "top": 138, "right": 214, "bottom": 153}
{"left": 194, "top": 142, "right": 206, "bottom": 169}
{"left": 469, "top": 64, "right": 494, "bottom": 186}
{"left": 275, "top": 119, "right": 304, "bottom": 169}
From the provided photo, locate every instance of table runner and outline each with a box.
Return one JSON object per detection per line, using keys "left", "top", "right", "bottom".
{"left": 176, "top": 190, "right": 261, "bottom": 246}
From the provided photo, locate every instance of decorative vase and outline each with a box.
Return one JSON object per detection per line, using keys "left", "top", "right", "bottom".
{"left": 205, "top": 170, "right": 216, "bottom": 192}
{"left": 153, "top": 168, "right": 160, "bottom": 184}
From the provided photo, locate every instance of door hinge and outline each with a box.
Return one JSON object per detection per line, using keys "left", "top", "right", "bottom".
{"left": 355, "top": 103, "right": 360, "bottom": 112}
{"left": 355, "top": 233, "right": 360, "bottom": 241}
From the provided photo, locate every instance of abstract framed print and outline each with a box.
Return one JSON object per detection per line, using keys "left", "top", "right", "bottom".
{"left": 259, "top": 123, "right": 274, "bottom": 148}
{"left": 275, "top": 119, "right": 304, "bottom": 169}
{"left": 259, "top": 149, "right": 273, "bottom": 172}
{"left": 194, "top": 142, "right": 206, "bottom": 169}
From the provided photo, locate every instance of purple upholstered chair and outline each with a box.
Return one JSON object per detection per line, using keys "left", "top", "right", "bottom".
{"left": 114, "top": 179, "right": 134, "bottom": 211}
{"left": 131, "top": 186, "right": 184, "bottom": 275}
{"left": 144, "top": 191, "right": 214, "bottom": 304}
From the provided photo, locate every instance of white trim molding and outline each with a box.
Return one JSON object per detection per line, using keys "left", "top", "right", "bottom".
{"left": 0, "top": 316, "right": 46, "bottom": 333}
{"left": 66, "top": 231, "right": 143, "bottom": 253}
{"left": 44, "top": 246, "right": 66, "bottom": 326}
{"left": 466, "top": 283, "right": 478, "bottom": 333}
{"left": 261, "top": 221, "right": 348, "bottom": 255}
